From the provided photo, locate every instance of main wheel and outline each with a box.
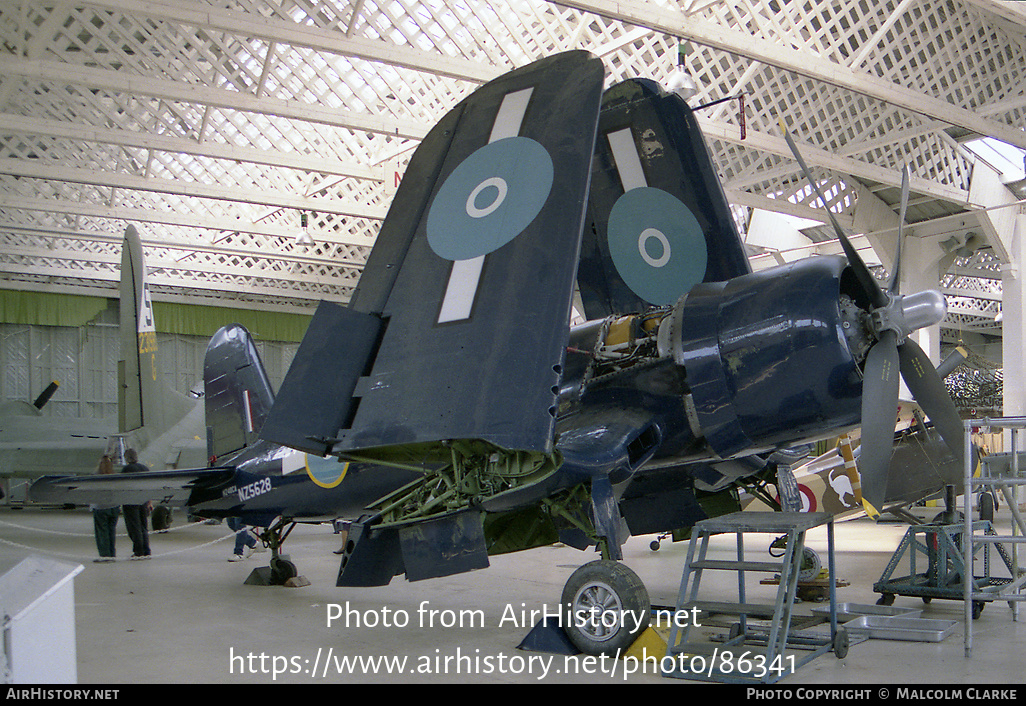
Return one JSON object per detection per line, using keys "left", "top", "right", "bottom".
{"left": 151, "top": 505, "right": 173, "bottom": 532}
{"left": 561, "top": 560, "right": 650, "bottom": 656}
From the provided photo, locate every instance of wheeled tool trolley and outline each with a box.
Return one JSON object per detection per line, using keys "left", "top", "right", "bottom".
{"left": 662, "top": 511, "right": 847, "bottom": 683}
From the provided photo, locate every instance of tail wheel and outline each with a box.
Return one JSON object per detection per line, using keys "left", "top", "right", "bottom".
{"left": 798, "top": 546, "right": 822, "bottom": 582}
{"left": 979, "top": 492, "right": 996, "bottom": 523}
{"left": 270, "top": 557, "right": 298, "bottom": 584}
{"left": 561, "top": 560, "right": 650, "bottom": 656}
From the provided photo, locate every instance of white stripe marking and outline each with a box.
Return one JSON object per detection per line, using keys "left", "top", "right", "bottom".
{"left": 438, "top": 256, "right": 486, "bottom": 323}
{"left": 607, "top": 127, "right": 647, "bottom": 192}
{"left": 242, "top": 389, "right": 254, "bottom": 433}
{"left": 437, "top": 87, "right": 535, "bottom": 323}
{"left": 489, "top": 87, "right": 534, "bottom": 142}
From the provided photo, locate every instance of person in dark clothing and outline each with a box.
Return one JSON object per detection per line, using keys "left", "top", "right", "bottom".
{"left": 121, "top": 448, "right": 152, "bottom": 559}
{"left": 91, "top": 454, "right": 119, "bottom": 562}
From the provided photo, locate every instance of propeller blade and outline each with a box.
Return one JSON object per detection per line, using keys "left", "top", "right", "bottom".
{"left": 887, "top": 165, "right": 910, "bottom": 296}
{"left": 858, "top": 329, "right": 901, "bottom": 512}
{"left": 780, "top": 125, "right": 888, "bottom": 309}
{"left": 898, "top": 337, "right": 965, "bottom": 462}
{"left": 32, "top": 380, "right": 59, "bottom": 410}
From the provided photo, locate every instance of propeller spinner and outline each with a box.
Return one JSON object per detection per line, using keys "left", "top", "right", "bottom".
{"left": 781, "top": 129, "right": 964, "bottom": 515}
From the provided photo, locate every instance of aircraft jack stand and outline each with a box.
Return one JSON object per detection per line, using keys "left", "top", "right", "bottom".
{"left": 873, "top": 486, "right": 1015, "bottom": 615}
{"left": 873, "top": 520, "right": 1011, "bottom": 616}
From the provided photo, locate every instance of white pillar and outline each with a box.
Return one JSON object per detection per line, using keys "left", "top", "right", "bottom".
{"left": 1002, "top": 214, "right": 1026, "bottom": 419}
{"left": 902, "top": 235, "right": 944, "bottom": 361}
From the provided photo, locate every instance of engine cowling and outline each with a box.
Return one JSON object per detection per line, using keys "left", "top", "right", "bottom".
{"left": 665, "top": 255, "right": 864, "bottom": 457}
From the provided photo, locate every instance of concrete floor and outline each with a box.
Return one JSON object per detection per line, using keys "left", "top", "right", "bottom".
{"left": 2, "top": 504, "right": 1024, "bottom": 685}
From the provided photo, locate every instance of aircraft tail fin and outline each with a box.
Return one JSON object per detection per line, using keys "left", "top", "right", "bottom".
{"left": 203, "top": 324, "right": 275, "bottom": 464}
{"left": 578, "top": 79, "right": 751, "bottom": 319}
{"left": 118, "top": 226, "right": 194, "bottom": 445}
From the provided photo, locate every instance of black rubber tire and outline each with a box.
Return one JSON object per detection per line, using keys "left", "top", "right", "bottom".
{"left": 876, "top": 593, "right": 895, "bottom": 606}
{"left": 561, "top": 560, "right": 650, "bottom": 656}
{"left": 151, "top": 505, "right": 173, "bottom": 532}
{"left": 270, "top": 558, "right": 298, "bottom": 584}
{"left": 979, "top": 492, "right": 995, "bottom": 523}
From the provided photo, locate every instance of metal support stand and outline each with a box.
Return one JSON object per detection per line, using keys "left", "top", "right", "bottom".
{"left": 873, "top": 514, "right": 1009, "bottom": 616}
{"left": 663, "top": 511, "right": 845, "bottom": 683}
{"left": 963, "top": 418, "right": 1026, "bottom": 658}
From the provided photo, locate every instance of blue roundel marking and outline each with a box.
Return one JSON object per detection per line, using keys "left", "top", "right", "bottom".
{"left": 305, "top": 455, "right": 349, "bottom": 489}
{"left": 426, "top": 137, "right": 554, "bottom": 261}
{"left": 607, "top": 187, "right": 708, "bottom": 305}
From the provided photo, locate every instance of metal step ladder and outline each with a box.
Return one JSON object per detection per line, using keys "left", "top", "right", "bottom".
{"left": 962, "top": 417, "right": 1026, "bottom": 657}
{"left": 663, "top": 511, "right": 846, "bottom": 683}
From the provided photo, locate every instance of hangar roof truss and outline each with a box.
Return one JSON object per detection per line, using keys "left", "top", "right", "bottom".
{"left": 0, "top": 0, "right": 1022, "bottom": 340}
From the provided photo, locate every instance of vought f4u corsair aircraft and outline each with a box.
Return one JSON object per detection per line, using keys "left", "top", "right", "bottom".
{"left": 33, "top": 51, "right": 966, "bottom": 655}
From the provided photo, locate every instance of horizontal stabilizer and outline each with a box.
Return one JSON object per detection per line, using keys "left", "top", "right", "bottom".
{"left": 579, "top": 79, "right": 751, "bottom": 319}
{"left": 29, "top": 468, "right": 235, "bottom": 507}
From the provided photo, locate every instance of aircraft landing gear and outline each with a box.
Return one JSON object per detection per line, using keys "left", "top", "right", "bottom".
{"left": 151, "top": 505, "right": 173, "bottom": 532}
{"left": 649, "top": 532, "right": 670, "bottom": 551}
{"left": 560, "top": 560, "right": 650, "bottom": 656}
{"left": 246, "top": 518, "right": 309, "bottom": 587}
{"left": 269, "top": 556, "right": 298, "bottom": 584}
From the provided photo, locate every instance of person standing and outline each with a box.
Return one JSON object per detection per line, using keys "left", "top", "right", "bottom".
{"left": 91, "top": 454, "right": 119, "bottom": 563}
{"left": 227, "top": 516, "right": 264, "bottom": 561}
{"left": 121, "top": 448, "right": 152, "bottom": 559}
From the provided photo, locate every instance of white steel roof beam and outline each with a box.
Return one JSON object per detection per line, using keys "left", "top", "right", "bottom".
{"left": 77, "top": 0, "right": 497, "bottom": 84}
{"left": 0, "top": 158, "right": 387, "bottom": 220}
{"left": 0, "top": 113, "right": 385, "bottom": 182}
{"left": 0, "top": 224, "right": 366, "bottom": 272}
{"left": 554, "top": 0, "right": 1026, "bottom": 149}
{"left": 699, "top": 119, "right": 972, "bottom": 205}
{"left": 0, "top": 57, "right": 432, "bottom": 141}
{"left": 0, "top": 195, "right": 377, "bottom": 248}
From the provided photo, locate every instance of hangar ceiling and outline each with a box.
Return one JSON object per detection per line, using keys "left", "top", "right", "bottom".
{"left": 0, "top": 0, "right": 1023, "bottom": 348}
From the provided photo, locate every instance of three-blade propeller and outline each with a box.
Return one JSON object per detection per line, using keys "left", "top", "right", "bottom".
{"left": 781, "top": 128, "right": 964, "bottom": 514}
